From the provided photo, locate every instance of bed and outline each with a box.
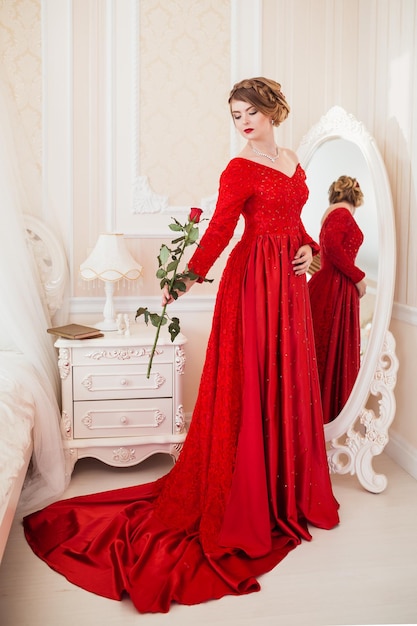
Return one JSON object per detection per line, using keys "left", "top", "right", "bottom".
{"left": 0, "top": 215, "right": 68, "bottom": 562}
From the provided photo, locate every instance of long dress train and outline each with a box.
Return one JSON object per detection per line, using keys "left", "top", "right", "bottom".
{"left": 24, "top": 159, "right": 339, "bottom": 613}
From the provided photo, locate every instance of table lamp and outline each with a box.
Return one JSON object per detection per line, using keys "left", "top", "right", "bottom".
{"left": 80, "top": 233, "right": 142, "bottom": 331}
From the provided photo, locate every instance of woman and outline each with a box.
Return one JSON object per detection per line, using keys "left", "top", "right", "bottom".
{"left": 24, "top": 77, "right": 339, "bottom": 614}
{"left": 308, "top": 175, "right": 366, "bottom": 423}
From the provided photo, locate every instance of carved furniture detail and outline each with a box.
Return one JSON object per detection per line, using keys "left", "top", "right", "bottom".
{"left": 55, "top": 324, "right": 187, "bottom": 475}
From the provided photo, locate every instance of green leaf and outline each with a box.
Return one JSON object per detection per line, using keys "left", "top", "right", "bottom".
{"left": 156, "top": 268, "right": 167, "bottom": 279}
{"left": 135, "top": 307, "right": 151, "bottom": 325}
{"left": 149, "top": 313, "right": 167, "bottom": 328}
{"left": 166, "top": 260, "right": 179, "bottom": 273}
{"left": 187, "top": 227, "right": 199, "bottom": 243}
{"left": 169, "top": 223, "right": 183, "bottom": 232}
{"left": 168, "top": 317, "right": 181, "bottom": 342}
{"left": 135, "top": 306, "right": 148, "bottom": 317}
{"left": 159, "top": 245, "right": 171, "bottom": 265}
{"left": 173, "top": 279, "right": 187, "bottom": 292}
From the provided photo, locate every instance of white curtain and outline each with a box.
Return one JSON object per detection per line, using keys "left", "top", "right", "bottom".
{"left": 0, "top": 77, "right": 69, "bottom": 515}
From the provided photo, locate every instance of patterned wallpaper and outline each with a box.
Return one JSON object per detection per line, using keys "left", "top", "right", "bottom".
{"left": 0, "top": 0, "right": 42, "bottom": 212}
{"left": 139, "top": 0, "right": 231, "bottom": 206}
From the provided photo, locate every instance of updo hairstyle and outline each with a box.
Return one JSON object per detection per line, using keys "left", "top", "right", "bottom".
{"left": 328, "top": 175, "right": 364, "bottom": 207}
{"left": 228, "top": 77, "right": 290, "bottom": 126}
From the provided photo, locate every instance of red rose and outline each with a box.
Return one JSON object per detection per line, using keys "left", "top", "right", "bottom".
{"left": 189, "top": 207, "right": 203, "bottom": 223}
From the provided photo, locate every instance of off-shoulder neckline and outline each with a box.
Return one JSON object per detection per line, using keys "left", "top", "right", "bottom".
{"left": 231, "top": 158, "right": 301, "bottom": 179}
{"left": 321, "top": 206, "right": 355, "bottom": 226}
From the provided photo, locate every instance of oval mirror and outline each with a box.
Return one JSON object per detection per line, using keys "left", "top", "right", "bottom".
{"left": 297, "top": 106, "right": 398, "bottom": 492}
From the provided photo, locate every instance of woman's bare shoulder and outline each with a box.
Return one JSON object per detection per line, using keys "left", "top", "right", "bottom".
{"left": 279, "top": 147, "right": 299, "bottom": 164}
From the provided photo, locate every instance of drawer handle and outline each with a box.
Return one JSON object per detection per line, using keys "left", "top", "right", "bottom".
{"left": 120, "top": 415, "right": 128, "bottom": 424}
{"left": 120, "top": 378, "right": 127, "bottom": 386}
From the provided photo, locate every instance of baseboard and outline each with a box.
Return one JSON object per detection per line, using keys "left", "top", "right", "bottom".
{"left": 391, "top": 301, "right": 417, "bottom": 326}
{"left": 385, "top": 430, "right": 417, "bottom": 481}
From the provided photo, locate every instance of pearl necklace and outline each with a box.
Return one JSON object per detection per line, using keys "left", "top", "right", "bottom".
{"left": 251, "top": 144, "right": 280, "bottom": 163}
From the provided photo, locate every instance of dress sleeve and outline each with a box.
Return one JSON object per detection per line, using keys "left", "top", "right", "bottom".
{"left": 188, "top": 160, "right": 252, "bottom": 279}
{"left": 298, "top": 220, "right": 320, "bottom": 256}
{"left": 321, "top": 209, "right": 365, "bottom": 283}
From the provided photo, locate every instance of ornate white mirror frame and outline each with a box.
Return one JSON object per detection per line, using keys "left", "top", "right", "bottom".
{"left": 297, "top": 106, "right": 399, "bottom": 493}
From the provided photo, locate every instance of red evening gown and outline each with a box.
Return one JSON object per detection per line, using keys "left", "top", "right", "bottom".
{"left": 23, "top": 159, "right": 339, "bottom": 614}
{"left": 308, "top": 207, "right": 365, "bottom": 423}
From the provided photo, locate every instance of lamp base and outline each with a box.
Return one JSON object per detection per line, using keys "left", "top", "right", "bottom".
{"left": 95, "top": 280, "right": 119, "bottom": 332}
{"left": 95, "top": 319, "right": 118, "bottom": 332}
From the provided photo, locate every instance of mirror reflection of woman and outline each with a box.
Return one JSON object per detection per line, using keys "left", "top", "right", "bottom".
{"left": 308, "top": 176, "right": 366, "bottom": 424}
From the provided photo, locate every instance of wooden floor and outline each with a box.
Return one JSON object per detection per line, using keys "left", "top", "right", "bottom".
{"left": 0, "top": 453, "right": 416, "bottom": 626}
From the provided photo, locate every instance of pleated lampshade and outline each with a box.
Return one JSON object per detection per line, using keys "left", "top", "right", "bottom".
{"left": 80, "top": 233, "right": 142, "bottom": 282}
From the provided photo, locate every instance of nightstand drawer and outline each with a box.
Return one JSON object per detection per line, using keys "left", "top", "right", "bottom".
{"left": 73, "top": 398, "right": 173, "bottom": 438}
{"left": 73, "top": 363, "right": 173, "bottom": 400}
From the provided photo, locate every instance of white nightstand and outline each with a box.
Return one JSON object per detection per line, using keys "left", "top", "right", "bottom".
{"left": 55, "top": 322, "right": 187, "bottom": 476}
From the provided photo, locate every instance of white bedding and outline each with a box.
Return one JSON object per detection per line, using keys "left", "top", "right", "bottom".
{"left": 0, "top": 89, "right": 69, "bottom": 560}
{"left": 0, "top": 352, "right": 36, "bottom": 513}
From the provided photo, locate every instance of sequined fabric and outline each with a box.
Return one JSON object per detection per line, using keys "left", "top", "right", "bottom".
{"left": 308, "top": 207, "right": 365, "bottom": 423}
{"left": 24, "top": 159, "right": 339, "bottom": 614}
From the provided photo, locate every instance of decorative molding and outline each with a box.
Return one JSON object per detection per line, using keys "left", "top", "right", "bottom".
{"left": 112, "top": 447, "right": 136, "bottom": 463}
{"left": 175, "top": 346, "right": 186, "bottom": 376}
{"left": 69, "top": 294, "right": 216, "bottom": 315}
{"left": 24, "top": 215, "right": 68, "bottom": 319}
{"left": 298, "top": 105, "right": 368, "bottom": 148}
{"left": 61, "top": 410, "right": 72, "bottom": 439}
{"left": 58, "top": 348, "right": 71, "bottom": 380}
{"left": 230, "top": 0, "right": 262, "bottom": 156}
{"left": 80, "top": 371, "right": 166, "bottom": 392}
{"left": 130, "top": 0, "right": 263, "bottom": 216}
{"left": 132, "top": 175, "right": 169, "bottom": 214}
{"left": 230, "top": 0, "right": 262, "bottom": 82}
{"left": 170, "top": 441, "right": 183, "bottom": 460}
{"left": 327, "top": 330, "right": 399, "bottom": 493}
{"left": 42, "top": 0, "right": 74, "bottom": 248}
{"left": 81, "top": 409, "right": 166, "bottom": 430}
{"left": 83, "top": 347, "right": 157, "bottom": 361}
{"left": 175, "top": 404, "right": 185, "bottom": 434}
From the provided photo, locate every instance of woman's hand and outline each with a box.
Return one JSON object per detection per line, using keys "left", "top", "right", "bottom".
{"left": 292, "top": 245, "right": 313, "bottom": 276}
{"left": 162, "top": 276, "right": 196, "bottom": 306}
{"left": 355, "top": 279, "right": 367, "bottom": 298}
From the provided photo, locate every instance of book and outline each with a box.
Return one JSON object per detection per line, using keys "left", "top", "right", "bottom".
{"left": 47, "top": 323, "right": 104, "bottom": 340}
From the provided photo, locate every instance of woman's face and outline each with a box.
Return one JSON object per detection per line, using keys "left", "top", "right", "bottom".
{"left": 230, "top": 99, "right": 273, "bottom": 142}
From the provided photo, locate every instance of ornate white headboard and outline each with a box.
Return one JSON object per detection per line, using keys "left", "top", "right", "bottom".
{"left": 24, "top": 215, "right": 67, "bottom": 320}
